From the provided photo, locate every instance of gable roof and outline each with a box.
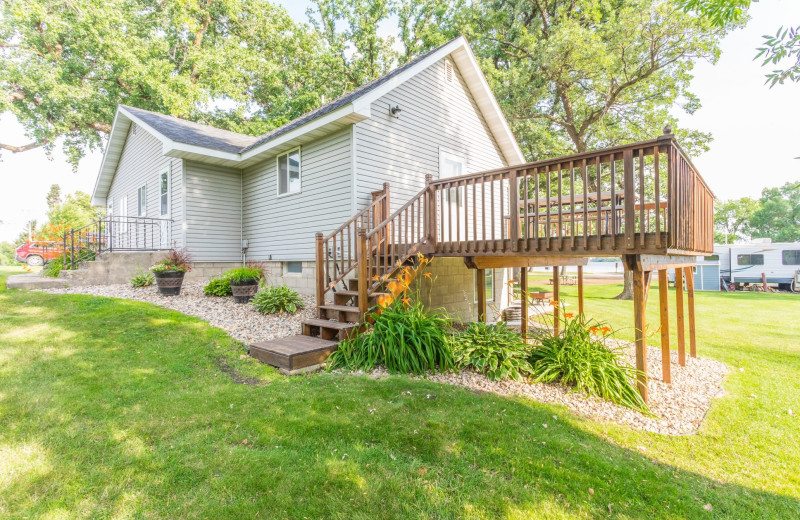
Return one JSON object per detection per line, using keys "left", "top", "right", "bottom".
{"left": 92, "top": 36, "right": 524, "bottom": 205}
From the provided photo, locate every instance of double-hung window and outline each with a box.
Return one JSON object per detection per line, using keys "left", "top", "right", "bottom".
{"left": 160, "top": 172, "right": 170, "bottom": 217}
{"left": 137, "top": 185, "right": 147, "bottom": 216}
{"left": 277, "top": 148, "right": 301, "bottom": 196}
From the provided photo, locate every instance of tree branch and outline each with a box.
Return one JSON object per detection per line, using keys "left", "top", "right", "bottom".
{"left": 0, "top": 139, "right": 49, "bottom": 153}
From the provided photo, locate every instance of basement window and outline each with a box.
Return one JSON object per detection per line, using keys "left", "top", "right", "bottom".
{"left": 277, "top": 147, "right": 301, "bottom": 196}
{"left": 285, "top": 261, "right": 303, "bottom": 275}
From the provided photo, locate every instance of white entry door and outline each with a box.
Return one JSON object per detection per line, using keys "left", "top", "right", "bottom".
{"left": 440, "top": 151, "right": 466, "bottom": 242}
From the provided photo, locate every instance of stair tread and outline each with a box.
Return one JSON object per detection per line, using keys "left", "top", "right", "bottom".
{"left": 302, "top": 318, "right": 358, "bottom": 329}
{"left": 251, "top": 334, "right": 337, "bottom": 355}
{"left": 319, "top": 304, "right": 361, "bottom": 312}
{"left": 334, "top": 290, "right": 389, "bottom": 297}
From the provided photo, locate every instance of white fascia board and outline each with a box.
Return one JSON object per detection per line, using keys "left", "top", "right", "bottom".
{"left": 91, "top": 109, "right": 129, "bottom": 206}
{"left": 350, "top": 37, "right": 468, "bottom": 114}
{"left": 165, "top": 142, "right": 242, "bottom": 163}
{"left": 238, "top": 103, "right": 371, "bottom": 163}
{"left": 450, "top": 42, "right": 525, "bottom": 166}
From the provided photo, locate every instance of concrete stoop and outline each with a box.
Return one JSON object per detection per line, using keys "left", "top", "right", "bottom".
{"left": 6, "top": 274, "right": 69, "bottom": 290}
{"left": 59, "top": 251, "right": 165, "bottom": 286}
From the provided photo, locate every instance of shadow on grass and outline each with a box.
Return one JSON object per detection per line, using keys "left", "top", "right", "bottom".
{"left": 0, "top": 290, "right": 797, "bottom": 519}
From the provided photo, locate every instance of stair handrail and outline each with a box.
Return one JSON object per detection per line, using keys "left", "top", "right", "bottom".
{"left": 315, "top": 184, "right": 391, "bottom": 312}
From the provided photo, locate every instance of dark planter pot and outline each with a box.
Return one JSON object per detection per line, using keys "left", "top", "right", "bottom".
{"left": 154, "top": 270, "right": 186, "bottom": 296}
{"left": 231, "top": 278, "right": 259, "bottom": 303}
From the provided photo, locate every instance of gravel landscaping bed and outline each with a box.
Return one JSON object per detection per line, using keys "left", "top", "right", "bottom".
{"left": 44, "top": 283, "right": 315, "bottom": 345}
{"left": 344, "top": 340, "right": 729, "bottom": 436}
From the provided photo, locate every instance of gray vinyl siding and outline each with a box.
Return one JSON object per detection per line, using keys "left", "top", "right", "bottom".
{"left": 106, "top": 124, "right": 183, "bottom": 246}
{"left": 353, "top": 57, "right": 507, "bottom": 213}
{"left": 242, "top": 128, "right": 352, "bottom": 261}
{"left": 183, "top": 161, "right": 242, "bottom": 262}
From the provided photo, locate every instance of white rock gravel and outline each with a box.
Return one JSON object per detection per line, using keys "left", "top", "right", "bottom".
{"left": 44, "top": 283, "right": 728, "bottom": 434}
{"left": 43, "top": 282, "right": 315, "bottom": 345}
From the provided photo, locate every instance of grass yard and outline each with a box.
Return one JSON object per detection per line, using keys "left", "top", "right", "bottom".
{"left": 0, "top": 265, "right": 798, "bottom": 519}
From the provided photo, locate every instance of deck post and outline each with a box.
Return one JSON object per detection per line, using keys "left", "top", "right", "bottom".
{"left": 623, "top": 148, "right": 635, "bottom": 249}
{"left": 476, "top": 268, "right": 486, "bottom": 323}
{"left": 684, "top": 265, "right": 697, "bottom": 358}
{"left": 383, "top": 182, "right": 391, "bottom": 221}
{"left": 658, "top": 269, "right": 671, "bottom": 384}
{"left": 358, "top": 229, "right": 369, "bottom": 320}
{"left": 520, "top": 268, "right": 529, "bottom": 339}
{"left": 509, "top": 171, "right": 520, "bottom": 252}
{"left": 552, "top": 265, "right": 560, "bottom": 335}
{"left": 675, "top": 267, "right": 686, "bottom": 366}
{"left": 425, "top": 174, "right": 436, "bottom": 247}
{"left": 632, "top": 264, "right": 649, "bottom": 402}
{"left": 577, "top": 265, "right": 584, "bottom": 316}
{"left": 315, "top": 232, "right": 324, "bottom": 318}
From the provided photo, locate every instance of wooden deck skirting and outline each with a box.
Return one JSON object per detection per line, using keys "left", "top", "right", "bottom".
{"left": 306, "top": 130, "right": 712, "bottom": 401}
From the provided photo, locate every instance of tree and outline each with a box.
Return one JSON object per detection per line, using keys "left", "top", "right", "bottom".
{"left": 39, "top": 190, "right": 103, "bottom": 239}
{"left": 749, "top": 181, "right": 800, "bottom": 242}
{"left": 46, "top": 184, "right": 62, "bottom": 209}
{"left": 0, "top": 240, "right": 18, "bottom": 265}
{"left": 714, "top": 197, "right": 759, "bottom": 244}
{"left": 0, "top": 0, "right": 331, "bottom": 166}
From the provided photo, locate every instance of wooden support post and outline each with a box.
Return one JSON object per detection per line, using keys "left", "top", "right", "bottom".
{"left": 632, "top": 266, "right": 649, "bottom": 402}
{"left": 315, "top": 232, "right": 324, "bottom": 317}
{"left": 675, "top": 267, "right": 686, "bottom": 366}
{"left": 358, "top": 229, "right": 369, "bottom": 320}
{"left": 520, "top": 267, "right": 529, "bottom": 339}
{"left": 684, "top": 266, "right": 697, "bottom": 358}
{"left": 658, "top": 269, "right": 671, "bottom": 384}
{"left": 552, "top": 265, "right": 560, "bottom": 335}
{"left": 577, "top": 265, "right": 584, "bottom": 316}
{"left": 477, "top": 268, "right": 486, "bottom": 323}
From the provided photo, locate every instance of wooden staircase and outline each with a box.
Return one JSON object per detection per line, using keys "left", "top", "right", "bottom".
{"left": 250, "top": 183, "right": 431, "bottom": 373}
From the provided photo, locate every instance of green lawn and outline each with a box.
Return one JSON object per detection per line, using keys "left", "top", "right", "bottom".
{"left": 0, "top": 267, "right": 798, "bottom": 518}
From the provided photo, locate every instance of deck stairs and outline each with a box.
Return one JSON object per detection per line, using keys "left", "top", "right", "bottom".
{"left": 250, "top": 184, "right": 429, "bottom": 372}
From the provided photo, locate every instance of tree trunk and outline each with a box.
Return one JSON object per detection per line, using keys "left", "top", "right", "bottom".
{"left": 614, "top": 267, "right": 634, "bottom": 300}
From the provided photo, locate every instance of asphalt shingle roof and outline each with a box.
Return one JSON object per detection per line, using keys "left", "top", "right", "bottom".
{"left": 122, "top": 38, "right": 458, "bottom": 155}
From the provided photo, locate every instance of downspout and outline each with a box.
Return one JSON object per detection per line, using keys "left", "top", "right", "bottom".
{"left": 241, "top": 168, "right": 246, "bottom": 266}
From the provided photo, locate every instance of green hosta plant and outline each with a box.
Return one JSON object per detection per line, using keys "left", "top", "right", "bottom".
{"left": 252, "top": 285, "right": 304, "bottom": 314}
{"left": 130, "top": 269, "right": 154, "bottom": 287}
{"left": 528, "top": 314, "right": 650, "bottom": 414}
{"left": 327, "top": 298, "right": 454, "bottom": 375}
{"left": 204, "top": 273, "right": 233, "bottom": 296}
{"left": 454, "top": 322, "right": 532, "bottom": 381}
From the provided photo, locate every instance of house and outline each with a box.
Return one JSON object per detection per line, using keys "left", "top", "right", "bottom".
{"left": 89, "top": 36, "right": 524, "bottom": 321}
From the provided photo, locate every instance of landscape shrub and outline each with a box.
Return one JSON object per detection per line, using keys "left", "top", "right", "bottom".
{"left": 454, "top": 322, "right": 532, "bottom": 381}
{"left": 204, "top": 273, "right": 233, "bottom": 296}
{"left": 42, "top": 257, "right": 64, "bottom": 278}
{"left": 528, "top": 313, "right": 650, "bottom": 414}
{"left": 130, "top": 269, "right": 154, "bottom": 287}
{"left": 327, "top": 298, "right": 454, "bottom": 374}
{"left": 150, "top": 248, "right": 192, "bottom": 273}
{"left": 228, "top": 266, "right": 263, "bottom": 283}
{"left": 251, "top": 285, "right": 304, "bottom": 314}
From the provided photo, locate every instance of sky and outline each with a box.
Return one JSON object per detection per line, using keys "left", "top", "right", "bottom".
{"left": 1, "top": 0, "right": 798, "bottom": 242}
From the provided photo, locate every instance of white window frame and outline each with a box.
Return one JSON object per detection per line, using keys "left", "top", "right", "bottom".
{"left": 276, "top": 147, "right": 302, "bottom": 197}
{"left": 440, "top": 150, "right": 466, "bottom": 207}
{"left": 285, "top": 261, "right": 303, "bottom": 275}
{"left": 137, "top": 185, "right": 147, "bottom": 217}
{"left": 107, "top": 199, "right": 113, "bottom": 217}
{"left": 160, "top": 170, "right": 170, "bottom": 218}
{"left": 474, "top": 269, "right": 494, "bottom": 303}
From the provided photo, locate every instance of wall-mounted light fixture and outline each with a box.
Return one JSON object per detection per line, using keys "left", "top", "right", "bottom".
{"left": 389, "top": 104, "right": 402, "bottom": 117}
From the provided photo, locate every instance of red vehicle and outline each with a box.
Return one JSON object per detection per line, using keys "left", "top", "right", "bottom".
{"left": 14, "top": 241, "right": 63, "bottom": 266}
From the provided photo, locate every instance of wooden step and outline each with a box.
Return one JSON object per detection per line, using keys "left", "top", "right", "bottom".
{"left": 250, "top": 335, "right": 338, "bottom": 372}
{"left": 333, "top": 290, "right": 389, "bottom": 305}
{"left": 319, "top": 304, "right": 361, "bottom": 321}
{"left": 302, "top": 318, "right": 359, "bottom": 341}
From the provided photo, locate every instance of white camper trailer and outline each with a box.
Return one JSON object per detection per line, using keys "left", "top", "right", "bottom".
{"left": 716, "top": 240, "right": 800, "bottom": 292}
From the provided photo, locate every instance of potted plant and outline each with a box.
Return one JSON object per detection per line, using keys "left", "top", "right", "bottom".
{"left": 150, "top": 248, "right": 192, "bottom": 296}
{"left": 229, "top": 266, "right": 264, "bottom": 303}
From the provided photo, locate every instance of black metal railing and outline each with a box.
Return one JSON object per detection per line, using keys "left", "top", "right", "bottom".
{"left": 62, "top": 216, "right": 173, "bottom": 270}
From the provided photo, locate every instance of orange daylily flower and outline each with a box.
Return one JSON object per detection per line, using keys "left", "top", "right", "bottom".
{"left": 564, "top": 312, "right": 574, "bottom": 319}
{"left": 423, "top": 272, "right": 432, "bottom": 279}
{"left": 601, "top": 326, "right": 612, "bottom": 335}
{"left": 372, "top": 274, "right": 380, "bottom": 281}
{"left": 401, "top": 297, "right": 411, "bottom": 306}
{"left": 550, "top": 301, "right": 559, "bottom": 308}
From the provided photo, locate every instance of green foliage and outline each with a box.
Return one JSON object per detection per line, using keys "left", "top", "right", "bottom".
{"left": 150, "top": 248, "right": 192, "bottom": 273}
{"left": 327, "top": 299, "right": 453, "bottom": 374}
{"left": 130, "top": 269, "right": 154, "bottom": 288}
{"left": 251, "top": 285, "right": 304, "bottom": 314}
{"left": 227, "top": 266, "right": 263, "bottom": 283}
{"left": 677, "top": 0, "right": 752, "bottom": 28}
{"left": 42, "top": 257, "right": 63, "bottom": 278}
{"left": 528, "top": 317, "right": 650, "bottom": 414}
{"left": 757, "top": 25, "right": 800, "bottom": 87}
{"left": 750, "top": 181, "right": 800, "bottom": 242}
{"left": 714, "top": 197, "right": 760, "bottom": 244}
{"left": 0, "top": 241, "right": 18, "bottom": 266}
{"left": 453, "top": 322, "right": 532, "bottom": 381}
{"left": 204, "top": 273, "right": 233, "bottom": 297}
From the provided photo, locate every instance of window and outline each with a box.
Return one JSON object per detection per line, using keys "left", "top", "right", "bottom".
{"left": 474, "top": 269, "right": 494, "bottom": 303}
{"left": 160, "top": 171, "right": 169, "bottom": 217}
{"left": 137, "top": 185, "right": 147, "bottom": 216}
{"left": 277, "top": 148, "right": 301, "bottom": 196}
{"left": 440, "top": 151, "right": 465, "bottom": 207}
{"left": 285, "top": 261, "right": 303, "bottom": 274}
{"left": 703, "top": 255, "right": 719, "bottom": 261}
{"left": 782, "top": 250, "right": 800, "bottom": 265}
{"left": 107, "top": 199, "right": 113, "bottom": 217}
{"left": 737, "top": 254, "right": 764, "bottom": 266}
